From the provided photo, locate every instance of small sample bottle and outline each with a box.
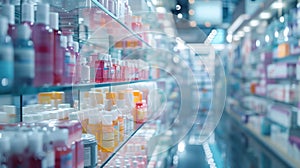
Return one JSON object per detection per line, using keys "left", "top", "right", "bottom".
{"left": 13, "top": 24, "right": 35, "bottom": 87}
{"left": 21, "top": 2, "right": 35, "bottom": 28}
{"left": 0, "top": 16, "right": 14, "bottom": 93}
{"left": 28, "top": 132, "right": 47, "bottom": 167}
{"left": 50, "top": 12, "right": 63, "bottom": 85}
{"left": 101, "top": 114, "right": 114, "bottom": 153}
{"left": 53, "top": 129, "right": 73, "bottom": 168}
{"left": 1, "top": 3, "right": 16, "bottom": 38}
{"left": 7, "top": 133, "right": 29, "bottom": 167}
{"left": 74, "top": 42, "right": 81, "bottom": 84}
{"left": 60, "top": 36, "right": 72, "bottom": 84}
{"left": 32, "top": 3, "right": 54, "bottom": 86}
{"left": 80, "top": 57, "right": 90, "bottom": 83}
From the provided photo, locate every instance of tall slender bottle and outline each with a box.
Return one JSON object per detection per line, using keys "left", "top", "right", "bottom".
{"left": 21, "top": 2, "right": 35, "bottom": 28}
{"left": 60, "top": 36, "right": 72, "bottom": 84}
{"left": 73, "top": 42, "right": 81, "bottom": 84}
{"left": 13, "top": 24, "right": 35, "bottom": 87}
{"left": 50, "top": 12, "right": 63, "bottom": 85}
{"left": 0, "top": 16, "right": 14, "bottom": 93}
{"left": 1, "top": 3, "right": 16, "bottom": 38}
{"left": 32, "top": 3, "right": 54, "bottom": 86}
{"left": 67, "top": 35, "right": 76, "bottom": 84}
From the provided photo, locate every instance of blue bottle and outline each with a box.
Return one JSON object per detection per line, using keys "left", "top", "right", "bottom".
{"left": 0, "top": 16, "right": 14, "bottom": 93}
{"left": 13, "top": 24, "right": 35, "bottom": 87}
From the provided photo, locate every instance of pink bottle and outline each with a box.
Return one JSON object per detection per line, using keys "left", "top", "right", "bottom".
{"left": 28, "top": 132, "right": 47, "bottom": 168}
{"left": 32, "top": 3, "right": 54, "bottom": 86}
{"left": 21, "top": 2, "right": 35, "bottom": 28}
{"left": 50, "top": 12, "right": 63, "bottom": 85}
{"left": 1, "top": 3, "right": 16, "bottom": 38}
{"left": 95, "top": 54, "right": 105, "bottom": 83}
{"left": 7, "top": 133, "right": 29, "bottom": 167}
{"left": 120, "top": 61, "right": 126, "bottom": 82}
{"left": 53, "top": 129, "right": 73, "bottom": 168}
{"left": 74, "top": 42, "right": 81, "bottom": 84}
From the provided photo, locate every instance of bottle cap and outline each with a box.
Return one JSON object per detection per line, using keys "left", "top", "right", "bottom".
{"left": 0, "top": 136, "right": 10, "bottom": 153}
{"left": 49, "top": 12, "right": 59, "bottom": 30}
{"left": 74, "top": 41, "right": 79, "bottom": 53}
{"left": 10, "top": 133, "right": 28, "bottom": 154}
{"left": 106, "top": 92, "right": 116, "bottom": 100}
{"left": 102, "top": 114, "right": 113, "bottom": 125}
{"left": 1, "top": 4, "right": 15, "bottom": 24}
{"left": 60, "top": 35, "right": 67, "bottom": 48}
{"left": 0, "top": 16, "right": 8, "bottom": 36}
{"left": 16, "top": 24, "right": 32, "bottom": 39}
{"left": 133, "top": 90, "right": 140, "bottom": 96}
{"left": 21, "top": 2, "right": 34, "bottom": 23}
{"left": 28, "top": 131, "right": 43, "bottom": 153}
{"left": 67, "top": 35, "right": 73, "bottom": 47}
{"left": 36, "top": 3, "right": 49, "bottom": 25}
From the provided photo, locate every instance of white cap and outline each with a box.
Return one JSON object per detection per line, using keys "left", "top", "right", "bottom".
{"left": 0, "top": 136, "right": 10, "bottom": 153}
{"left": 10, "top": 133, "right": 28, "bottom": 154}
{"left": 67, "top": 35, "right": 73, "bottom": 47}
{"left": 36, "top": 3, "right": 49, "bottom": 25}
{"left": 1, "top": 4, "right": 15, "bottom": 24}
{"left": 49, "top": 12, "right": 59, "bottom": 30}
{"left": 102, "top": 114, "right": 113, "bottom": 125}
{"left": 16, "top": 24, "right": 31, "bottom": 39}
{"left": 0, "top": 16, "right": 8, "bottom": 36}
{"left": 52, "top": 129, "right": 68, "bottom": 142}
{"left": 21, "top": 2, "right": 34, "bottom": 23}
{"left": 60, "top": 36, "right": 67, "bottom": 48}
{"left": 28, "top": 131, "right": 43, "bottom": 154}
{"left": 73, "top": 42, "right": 79, "bottom": 53}
{"left": 2, "top": 105, "right": 16, "bottom": 115}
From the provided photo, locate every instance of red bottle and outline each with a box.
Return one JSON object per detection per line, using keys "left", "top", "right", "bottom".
{"left": 95, "top": 54, "right": 105, "bottom": 83}
{"left": 7, "top": 133, "right": 29, "bottom": 167}
{"left": 52, "top": 129, "right": 73, "bottom": 168}
{"left": 28, "top": 132, "right": 47, "bottom": 168}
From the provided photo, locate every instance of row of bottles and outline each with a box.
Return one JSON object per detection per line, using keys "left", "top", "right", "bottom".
{"left": 0, "top": 120, "right": 84, "bottom": 168}
{"left": 0, "top": 2, "right": 151, "bottom": 94}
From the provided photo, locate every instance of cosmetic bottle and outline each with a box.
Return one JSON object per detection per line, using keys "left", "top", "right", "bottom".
{"left": 95, "top": 54, "right": 105, "bottom": 83}
{"left": 53, "top": 129, "right": 73, "bottom": 168}
{"left": 1, "top": 3, "right": 16, "bottom": 38}
{"left": 101, "top": 114, "right": 114, "bottom": 153}
{"left": 7, "top": 133, "right": 29, "bottom": 167}
{"left": 60, "top": 36, "right": 72, "bottom": 84}
{"left": 67, "top": 35, "right": 76, "bottom": 83}
{"left": 74, "top": 42, "right": 81, "bottom": 84}
{"left": 41, "top": 128, "right": 55, "bottom": 168}
{"left": 87, "top": 112, "right": 102, "bottom": 151}
{"left": 28, "top": 131, "right": 47, "bottom": 168}
{"left": 50, "top": 12, "right": 63, "bottom": 85}
{"left": 0, "top": 137, "right": 10, "bottom": 167}
{"left": 21, "top": 2, "right": 35, "bottom": 28}
{"left": 13, "top": 24, "right": 35, "bottom": 87}
{"left": 117, "top": 91, "right": 133, "bottom": 137}
{"left": 80, "top": 57, "right": 90, "bottom": 83}
{"left": 0, "top": 16, "right": 14, "bottom": 93}
{"left": 32, "top": 3, "right": 54, "bottom": 86}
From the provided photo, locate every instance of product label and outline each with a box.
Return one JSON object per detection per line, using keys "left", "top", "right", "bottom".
{"left": 14, "top": 48, "right": 35, "bottom": 78}
{"left": 60, "top": 152, "right": 72, "bottom": 168}
{"left": 84, "top": 147, "right": 91, "bottom": 166}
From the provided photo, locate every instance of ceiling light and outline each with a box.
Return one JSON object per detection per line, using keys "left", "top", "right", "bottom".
{"left": 237, "top": 31, "right": 245, "bottom": 37}
{"left": 177, "top": 13, "right": 183, "bottom": 19}
{"left": 233, "top": 35, "right": 240, "bottom": 41}
{"left": 243, "top": 26, "right": 251, "bottom": 32}
{"left": 190, "top": 21, "right": 197, "bottom": 27}
{"left": 265, "top": 35, "right": 270, "bottom": 42}
{"left": 259, "top": 12, "right": 272, "bottom": 19}
{"left": 176, "top": 5, "right": 181, "bottom": 10}
{"left": 226, "top": 34, "right": 232, "bottom": 43}
{"left": 279, "top": 16, "right": 284, "bottom": 23}
{"left": 271, "top": 2, "right": 285, "bottom": 9}
{"left": 189, "top": 9, "right": 195, "bottom": 15}
{"left": 249, "top": 20, "right": 259, "bottom": 27}
{"left": 189, "top": 0, "right": 195, "bottom": 4}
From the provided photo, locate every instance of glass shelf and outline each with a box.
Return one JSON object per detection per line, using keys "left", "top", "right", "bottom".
{"left": 251, "top": 94, "right": 297, "bottom": 108}
{"left": 11, "top": 80, "right": 151, "bottom": 95}
{"left": 273, "top": 53, "right": 300, "bottom": 63}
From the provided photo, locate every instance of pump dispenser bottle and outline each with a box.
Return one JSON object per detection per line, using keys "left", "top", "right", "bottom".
{"left": 32, "top": 3, "right": 54, "bottom": 86}
{"left": 21, "top": 2, "right": 35, "bottom": 28}
{"left": 0, "top": 16, "right": 14, "bottom": 93}
{"left": 1, "top": 3, "right": 16, "bottom": 38}
{"left": 13, "top": 24, "right": 35, "bottom": 87}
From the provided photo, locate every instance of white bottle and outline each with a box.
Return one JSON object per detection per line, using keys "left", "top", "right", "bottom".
{"left": 80, "top": 57, "right": 90, "bottom": 83}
